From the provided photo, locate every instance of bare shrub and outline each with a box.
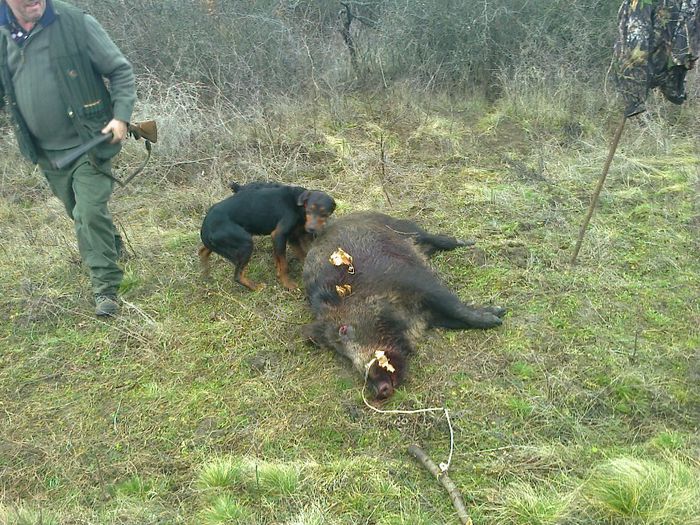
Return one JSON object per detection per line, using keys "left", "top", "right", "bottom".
{"left": 71, "top": 0, "right": 620, "bottom": 98}
{"left": 74, "top": 0, "right": 346, "bottom": 100}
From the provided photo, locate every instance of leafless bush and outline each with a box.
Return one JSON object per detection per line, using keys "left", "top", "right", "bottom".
{"left": 74, "top": 0, "right": 619, "bottom": 99}
{"left": 76, "top": 0, "right": 346, "bottom": 101}
{"left": 134, "top": 75, "right": 211, "bottom": 159}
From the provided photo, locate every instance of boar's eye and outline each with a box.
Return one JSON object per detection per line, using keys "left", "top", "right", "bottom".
{"left": 338, "top": 324, "right": 354, "bottom": 339}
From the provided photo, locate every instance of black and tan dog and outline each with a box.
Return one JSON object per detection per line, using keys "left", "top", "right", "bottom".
{"left": 199, "top": 181, "right": 336, "bottom": 290}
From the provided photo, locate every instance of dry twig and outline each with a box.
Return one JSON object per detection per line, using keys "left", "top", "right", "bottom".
{"left": 408, "top": 443, "right": 473, "bottom": 525}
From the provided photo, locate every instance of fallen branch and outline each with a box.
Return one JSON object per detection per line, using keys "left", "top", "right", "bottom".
{"left": 408, "top": 443, "right": 473, "bottom": 525}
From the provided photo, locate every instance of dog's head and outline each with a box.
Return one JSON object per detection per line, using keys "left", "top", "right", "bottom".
{"left": 297, "top": 190, "right": 336, "bottom": 234}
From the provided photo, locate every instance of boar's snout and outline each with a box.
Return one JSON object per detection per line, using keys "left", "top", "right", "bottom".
{"left": 368, "top": 360, "right": 399, "bottom": 400}
{"left": 375, "top": 380, "right": 394, "bottom": 399}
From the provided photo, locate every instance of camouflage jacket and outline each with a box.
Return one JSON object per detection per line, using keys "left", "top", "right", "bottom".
{"left": 614, "top": 0, "right": 700, "bottom": 117}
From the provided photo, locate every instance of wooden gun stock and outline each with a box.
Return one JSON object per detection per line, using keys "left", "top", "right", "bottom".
{"left": 129, "top": 120, "right": 158, "bottom": 143}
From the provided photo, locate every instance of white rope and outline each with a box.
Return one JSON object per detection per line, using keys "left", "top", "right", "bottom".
{"left": 363, "top": 357, "right": 455, "bottom": 473}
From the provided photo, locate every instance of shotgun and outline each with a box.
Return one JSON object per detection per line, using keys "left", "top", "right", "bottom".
{"left": 51, "top": 120, "right": 158, "bottom": 171}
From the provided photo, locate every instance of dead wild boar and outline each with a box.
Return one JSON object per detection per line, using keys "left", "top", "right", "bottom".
{"left": 302, "top": 212, "right": 505, "bottom": 399}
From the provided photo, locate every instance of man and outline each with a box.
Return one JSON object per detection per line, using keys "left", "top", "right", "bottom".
{"left": 0, "top": 0, "right": 136, "bottom": 317}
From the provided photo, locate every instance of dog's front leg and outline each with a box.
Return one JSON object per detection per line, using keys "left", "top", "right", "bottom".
{"left": 271, "top": 226, "right": 298, "bottom": 290}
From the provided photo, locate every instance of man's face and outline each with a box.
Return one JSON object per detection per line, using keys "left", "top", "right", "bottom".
{"left": 5, "top": 0, "right": 46, "bottom": 27}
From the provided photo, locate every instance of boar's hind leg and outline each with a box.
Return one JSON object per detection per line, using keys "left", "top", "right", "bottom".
{"left": 416, "top": 232, "right": 475, "bottom": 256}
{"left": 424, "top": 291, "right": 504, "bottom": 329}
{"left": 381, "top": 216, "right": 473, "bottom": 256}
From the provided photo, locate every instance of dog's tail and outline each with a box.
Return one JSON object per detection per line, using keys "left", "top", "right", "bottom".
{"left": 229, "top": 181, "right": 242, "bottom": 193}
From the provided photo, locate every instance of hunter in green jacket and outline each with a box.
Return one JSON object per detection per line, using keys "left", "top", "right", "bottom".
{"left": 0, "top": 0, "right": 136, "bottom": 317}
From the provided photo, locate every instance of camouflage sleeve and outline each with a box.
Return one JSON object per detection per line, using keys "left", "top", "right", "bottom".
{"left": 613, "top": 0, "right": 654, "bottom": 117}
{"left": 615, "top": 0, "right": 700, "bottom": 116}
{"left": 670, "top": 0, "right": 700, "bottom": 66}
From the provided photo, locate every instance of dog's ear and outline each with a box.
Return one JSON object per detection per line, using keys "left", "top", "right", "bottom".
{"left": 297, "top": 190, "right": 310, "bottom": 207}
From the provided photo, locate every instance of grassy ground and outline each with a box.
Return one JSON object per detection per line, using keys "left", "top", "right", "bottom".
{"left": 0, "top": 86, "right": 698, "bottom": 525}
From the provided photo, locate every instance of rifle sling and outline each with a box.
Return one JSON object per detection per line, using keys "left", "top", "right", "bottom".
{"left": 120, "top": 140, "right": 152, "bottom": 186}
{"left": 90, "top": 140, "right": 153, "bottom": 188}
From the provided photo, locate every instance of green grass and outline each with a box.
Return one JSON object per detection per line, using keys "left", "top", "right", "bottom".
{"left": 0, "top": 505, "right": 59, "bottom": 525}
{"left": 492, "top": 482, "right": 571, "bottom": 525}
{"left": 198, "top": 457, "right": 244, "bottom": 490}
{"left": 200, "top": 494, "right": 251, "bottom": 525}
{"left": 580, "top": 457, "right": 700, "bottom": 524}
{"left": 254, "top": 461, "right": 301, "bottom": 496}
{"left": 1, "top": 86, "right": 699, "bottom": 524}
{"left": 113, "top": 474, "right": 159, "bottom": 499}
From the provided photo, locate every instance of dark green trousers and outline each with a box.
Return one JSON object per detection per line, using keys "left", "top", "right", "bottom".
{"left": 40, "top": 155, "right": 123, "bottom": 296}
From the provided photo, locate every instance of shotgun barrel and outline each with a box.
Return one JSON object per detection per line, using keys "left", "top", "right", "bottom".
{"left": 51, "top": 133, "right": 112, "bottom": 170}
{"left": 50, "top": 120, "right": 158, "bottom": 171}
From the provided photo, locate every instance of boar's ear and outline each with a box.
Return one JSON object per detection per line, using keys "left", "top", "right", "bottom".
{"left": 302, "top": 320, "right": 328, "bottom": 347}
{"left": 309, "top": 288, "right": 341, "bottom": 311}
{"left": 297, "top": 190, "right": 310, "bottom": 207}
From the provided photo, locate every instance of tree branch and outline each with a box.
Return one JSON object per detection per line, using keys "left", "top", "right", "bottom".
{"left": 338, "top": 2, "right": 358, "bottom": 71}
{"left": 408, "top": 444, "right": 473, "bottom": 525}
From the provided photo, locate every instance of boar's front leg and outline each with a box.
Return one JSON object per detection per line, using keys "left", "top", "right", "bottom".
{"left": 422, "top": 288, "right": 505, "bottom": 329}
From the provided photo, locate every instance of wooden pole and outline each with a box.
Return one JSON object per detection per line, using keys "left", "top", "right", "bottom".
{"left": 570, "top": 114, "right": 627, "bottom": 264}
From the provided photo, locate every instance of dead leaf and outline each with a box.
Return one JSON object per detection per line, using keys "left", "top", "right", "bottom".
{"left": 335, "top": 284, "right": 352, "bottom": 297}
{"left": 329, "top": 247, "right": 355, "bottom": 274}
{"left": 375, "top": 350, "right": 395, "bottom": 373}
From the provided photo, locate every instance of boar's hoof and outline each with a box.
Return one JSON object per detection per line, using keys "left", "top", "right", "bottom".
{"left": 484, "top": 313, "right": 503, "bottom": 327}
{"left": 485, "top": 305, "right": 507, "bottom": 318}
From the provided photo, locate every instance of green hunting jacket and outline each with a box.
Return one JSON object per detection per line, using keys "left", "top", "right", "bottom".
{"left": 0, "top": 0, "right": 135, "bottom": 163}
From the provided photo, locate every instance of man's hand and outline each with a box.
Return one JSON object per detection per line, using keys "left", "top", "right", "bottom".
{"left": 102, "top": 119, "right": 128, "bottom": 144}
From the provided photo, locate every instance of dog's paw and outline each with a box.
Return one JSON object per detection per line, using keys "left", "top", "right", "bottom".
{"left": 281, "top": 280, "right": 299, "bottom": 291}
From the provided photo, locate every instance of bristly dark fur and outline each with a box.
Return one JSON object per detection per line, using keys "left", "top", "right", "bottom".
{"left": 302, "top": 212, "right": 505, "bottom": 399}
